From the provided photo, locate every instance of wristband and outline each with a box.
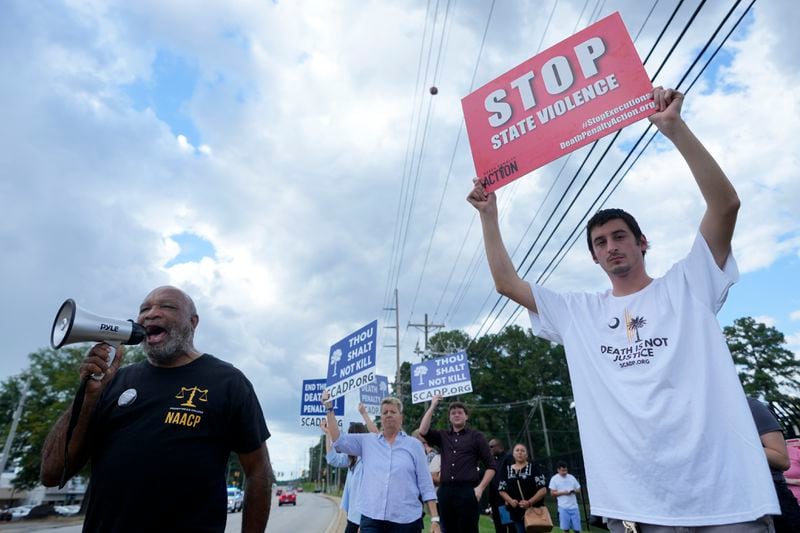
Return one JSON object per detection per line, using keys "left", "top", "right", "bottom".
{"left": 326, "top": 407, "right": 334, "bottom": 412}
{"left": 430, "top": 516, "right": 440, "bottom": 523}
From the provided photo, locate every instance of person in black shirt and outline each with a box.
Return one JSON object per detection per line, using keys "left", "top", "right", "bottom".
{"left": 41, "top": 286, "right": 272, "bottom": 533}
{"left": 488, "top": 438, "right": 515, "bottom": 533}
{"left": 419, "top": 394, "right": 496, "bottom": 533}
{"left": 747, "top": 397, "right": 800, "bottom": 533}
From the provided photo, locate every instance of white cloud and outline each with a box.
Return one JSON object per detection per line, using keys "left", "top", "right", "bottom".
{"left": 785, "top": 333, "right": 800, "bottom": 360}
{"left": 790, "top": 311, "right": 800, "bottom": 321}
{"left": 787, "top": 333, "right": 800, "bottom": 345}
{"left": 752, "top": 315, "right": 777, "bottom": 328}
{"left": 176, "top": 134, "right": 194, "bottom": 153}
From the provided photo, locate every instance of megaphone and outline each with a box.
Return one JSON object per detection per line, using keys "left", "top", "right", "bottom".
{"left": 51, "top": 299, "right": 146, "bottom": 379}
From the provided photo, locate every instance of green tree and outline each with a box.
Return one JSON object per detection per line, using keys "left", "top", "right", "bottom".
{"left": 724, "top": 316, "right": 800, "bottom": 402}
{"left": 427, "top": 330, "right": 471, "bottom": 356}
{"left": 0, "top": 344, "right": 146, "bottom": 490}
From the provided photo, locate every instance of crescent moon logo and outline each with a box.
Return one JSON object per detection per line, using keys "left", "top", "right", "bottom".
{"left": 608, "top": 317, "right": 620, "bottom": 329}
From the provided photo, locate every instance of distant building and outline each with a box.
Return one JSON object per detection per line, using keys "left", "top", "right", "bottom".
{"left": 1, "top": 469, "right": 86, "bottom": 507}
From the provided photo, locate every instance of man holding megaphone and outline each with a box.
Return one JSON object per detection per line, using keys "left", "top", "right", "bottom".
{"left": 40, "top": 286, "right": 273, "bottom": 533}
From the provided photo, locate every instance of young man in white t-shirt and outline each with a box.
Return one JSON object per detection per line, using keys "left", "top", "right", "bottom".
{"left": 467, "top": 87, "right": 779, "bottom": 532}
{"left": 549, "top": 462, "right": 582, "bottom": 533}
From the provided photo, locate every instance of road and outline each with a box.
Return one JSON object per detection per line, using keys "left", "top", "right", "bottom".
{"left": 0, "top": 492, "right": 339, "bottom": 533}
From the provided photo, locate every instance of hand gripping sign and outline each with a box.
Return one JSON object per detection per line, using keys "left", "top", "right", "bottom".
{"left": 360, "top": 375, "right": 390, "bottom": 416}
{"left": 326, "top": 320, "right": 378, "bottom": 401}
{"left": 461, "top": 12, "right": 655, "bottom": 192}
{"left": 410, "top": 351, "right": 473, "bottom": 404}
{"left": 300, "top": 378, "right": 345, "bottom": 428}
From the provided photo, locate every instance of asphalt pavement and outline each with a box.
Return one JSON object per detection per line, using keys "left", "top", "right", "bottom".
{"left": 0, "top": 492, "right": 343, "bottom": 533}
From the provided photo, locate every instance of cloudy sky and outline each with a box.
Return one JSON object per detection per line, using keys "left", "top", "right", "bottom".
{"left": 1, "top": 0, "right": 798, "bottom": 479}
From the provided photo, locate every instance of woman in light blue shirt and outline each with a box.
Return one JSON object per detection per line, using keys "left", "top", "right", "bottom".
{"left": 323, "top": 393, "right": 441, "bottom": 533}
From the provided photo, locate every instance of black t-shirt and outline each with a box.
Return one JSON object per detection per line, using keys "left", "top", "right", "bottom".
{"left": 83, "top": 354, "right": 269, "bottom": 533}
{"left": 489, "top": 451, "right": 513, "bottom": 501}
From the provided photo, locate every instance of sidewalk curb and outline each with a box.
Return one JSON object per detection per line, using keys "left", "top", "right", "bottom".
{"left": 322, "top": 494, "right": 346, "bottom": 533}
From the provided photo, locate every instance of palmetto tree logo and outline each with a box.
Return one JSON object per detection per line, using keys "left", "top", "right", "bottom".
{"left": 379, "top": 380, "right": 388, "bottom": 394}
{"left": 627, "top": 316, "right": 647, "bottom": 342}
{"left": 414, "top": 365, "right": 428, "bottom": 385}
{"left": 330, "top": 348, "right": 343, "bottom": 375}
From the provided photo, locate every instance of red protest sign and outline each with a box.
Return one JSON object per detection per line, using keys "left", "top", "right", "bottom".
{"left": 461, "top": 12, "right": 655, "bottom": 192}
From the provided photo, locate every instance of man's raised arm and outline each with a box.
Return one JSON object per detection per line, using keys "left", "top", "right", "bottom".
{"left": 648, "top": 87, "right": 740, "bottom": 268}
{"left": 467, "top": 181, "right": 537, "bottom": 312}
{"left": 418, "top": 394, "right": 441, "bottom": 437}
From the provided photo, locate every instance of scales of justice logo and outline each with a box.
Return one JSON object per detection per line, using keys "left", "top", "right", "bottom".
{"left": 176, "top": 386, "right": 208, "bottom": 408}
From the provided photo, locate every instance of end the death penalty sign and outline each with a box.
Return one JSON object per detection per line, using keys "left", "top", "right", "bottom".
{"left": 300, "top": 378, "right": 345, "bottom": 428}
{"left": 360, "top": 375, "right": 390, "bottom": 416}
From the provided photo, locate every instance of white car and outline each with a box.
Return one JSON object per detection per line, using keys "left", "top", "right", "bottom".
{"left": 227, "top": 487, "right": 243, "bottom": 513}
{"left": 55, "top": 505, "right": 80, "bottom": 516}
{"left": 8, "top": 505, "right": 34, "bottom": 520}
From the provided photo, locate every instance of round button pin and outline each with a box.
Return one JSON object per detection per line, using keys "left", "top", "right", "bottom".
{"left": 118, "top": 388, "right": 138, "bottom": 407}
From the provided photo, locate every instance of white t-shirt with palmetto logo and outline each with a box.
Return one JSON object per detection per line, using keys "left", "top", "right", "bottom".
{"left": 529, "top": 234, "right": 779, "bottom": 526}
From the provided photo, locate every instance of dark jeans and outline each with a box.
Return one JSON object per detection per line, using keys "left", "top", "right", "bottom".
{"left": 345, "top": 520, "right": 360, "bottom": 533}
{"left": 360, "top": 515, "right": 422, "bottom": 533}
{"left": 774, "top": 479, "right": 800, "bottom": 533}
{"left": 438, "top": 482, "right": 480, "bottom": 533}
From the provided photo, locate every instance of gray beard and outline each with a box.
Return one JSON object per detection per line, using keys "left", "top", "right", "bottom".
{"left": 145, "top": 323, "right": 194, "bottom": 364}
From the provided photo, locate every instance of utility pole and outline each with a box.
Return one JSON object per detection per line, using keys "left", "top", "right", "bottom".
{"left": 383, "top": 289, "right": 401, "bottom": 398}
{"left": 407, "top": 313, "right": 445, "bottom": 352}
{"left": 0, "top": 379, "right": 29, "bottom": 475}
{"left": 539, "top": 397, "right": 552, "bottom": 458}
{"left": 316, "top": 435, "right": 324, "bottom": 491}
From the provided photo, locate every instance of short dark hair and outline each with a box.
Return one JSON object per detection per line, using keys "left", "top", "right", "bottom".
{"left": 347, "top": 422, "right": 369, "bottom": 470}
{"left": 448, "top": 401, "right": 469, "bottom": 416}
{"left": 586, "top": 208, "right": 647, "bottom": 257}
{"left": 557, "top": 461, "right": 569, "bottom": 469}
